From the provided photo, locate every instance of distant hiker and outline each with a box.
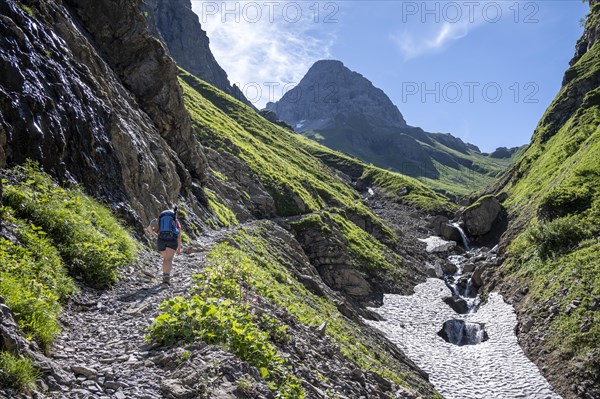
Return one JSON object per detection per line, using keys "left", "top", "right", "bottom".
{"left": 146, "top": 207, "right": 182, "bottom": 286}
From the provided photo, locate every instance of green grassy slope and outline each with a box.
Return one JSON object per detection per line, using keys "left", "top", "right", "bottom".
{"left": 419, "top": 141, "right": 524, "bottom": 197}
{"left": 302, "top": 124, "right": 521, "bottom": 198}
{"left": 178, "top": 70, "right": 455, "bottom": 215}
{"left": 493, "top": 2, "right": 600, "bottom": 395}
{"left": 0, "top": 163, "right": 137, "bottom": 391}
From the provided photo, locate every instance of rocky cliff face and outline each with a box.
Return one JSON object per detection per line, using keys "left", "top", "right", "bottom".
{"left": 266, "top": 60, "right": 516, "bottom": 197}
{"left": 142, "top": 0, "right": 253, "bottom": 108}
{"left": 0, "top": 0, "right": 207, "bottom": 225}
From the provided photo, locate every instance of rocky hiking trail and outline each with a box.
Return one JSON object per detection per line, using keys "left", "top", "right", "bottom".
{"left": 40, "top": 230, "right": 227, "bottom": 399}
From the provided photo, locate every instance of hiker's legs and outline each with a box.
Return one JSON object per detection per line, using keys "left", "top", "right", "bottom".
{"left": 161, "top": 248, "right": 176, "bottom": 273}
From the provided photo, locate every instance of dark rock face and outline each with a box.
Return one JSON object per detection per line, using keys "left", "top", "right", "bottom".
{"left": 438, "top": 320, "right": 488, "bottom": 346}
{"left": 0, "top": 301, "right": 29, "bottom": 353}
{"left": 0, "top": 0, "right": 206, "bottom": 224}
{"left": 430, "top": 215, "right": 449, "bottom": 236}
{"left": 258, "top": 110, "right": 293, "bottom": 130}
{"left": 462, "top": 197, "right": 502, "bottom": 236}
{"left": 142, "top": 0, "right": 253, "bottom": 108}
{"left": 489, "top": 146, "right": 522, "bottom": 159}
{"left": 65, "top": 0, "right": 207, "bottom": 183}
{"left": 430, "top": 132, "right": 472, "bottom": 154}
{"left": 569, "top": 0, "right": 599, "bottom": 71}
{"left": 0, "top": 123, "right": 6, "bottom": 168}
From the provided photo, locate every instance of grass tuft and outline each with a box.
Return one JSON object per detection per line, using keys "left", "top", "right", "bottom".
{"left": 0, "top": 352, "right": 39, "bottom": 392}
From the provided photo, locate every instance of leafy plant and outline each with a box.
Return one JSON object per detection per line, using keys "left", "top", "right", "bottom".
{"left": 0, "top": 352, "right": 39, "bottom": 392}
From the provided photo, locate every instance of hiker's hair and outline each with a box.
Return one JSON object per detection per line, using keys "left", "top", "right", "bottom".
{"left": 173, "top": 205, "right": 178, "bottom": 219}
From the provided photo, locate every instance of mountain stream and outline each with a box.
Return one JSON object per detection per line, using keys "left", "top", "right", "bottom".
{"left": 366, "top": 230, "right": 562, "bottom": 399}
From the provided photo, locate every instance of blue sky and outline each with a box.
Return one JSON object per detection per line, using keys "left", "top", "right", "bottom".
{"left": 193, "top": 1, "right": 589, "bottom": 152}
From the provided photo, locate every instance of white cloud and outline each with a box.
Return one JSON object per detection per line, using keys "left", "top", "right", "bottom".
{"left": 192, "top": 1, "right": 337, "bottom": 108}
{"left": 388, "top": 0, "right": 516, "bottom": 60}
{"left": 391, "top": 20, "right": 474, "bottom": 60}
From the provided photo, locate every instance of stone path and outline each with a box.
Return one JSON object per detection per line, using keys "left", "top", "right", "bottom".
{"left": 44, "top": 241, "right": 212, "bottom": 399}
{"left": 366, "top": 278, "right": 562, "bottom": 399}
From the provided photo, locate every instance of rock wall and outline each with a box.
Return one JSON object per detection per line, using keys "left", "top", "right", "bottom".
{"left": 142, "top": 0, "right": 253, "bottom": 108}
{"left": 0, "top": 0, "right": 207, "bottom": 224}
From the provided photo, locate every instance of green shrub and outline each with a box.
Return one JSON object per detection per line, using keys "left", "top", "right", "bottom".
{"left": 526, "top": 216, "right": 592, "bottom": 259}
{"left": 2, "top": 163, "right": 137, "bottom": 287}
{"left": 0, "top": 352, "right": 39, "bottom": 392}
{"left": 538, "top": 184, "right": 593, "bottom": 220}
{"left": 148, "top": 243, "right": 302, "bottom": 398}
{"left": 0, "top": 219, "right": 75, "bottom": 349}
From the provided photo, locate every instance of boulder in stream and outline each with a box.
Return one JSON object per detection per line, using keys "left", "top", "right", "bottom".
{"left": 440, "top": 223, "right": 463, "bottom": 242}
{"left": 461, "top": 196, "right": 502, "bottom": 236}
{"left": 443, "top": 296, "right": 470, "bottom": 314}
{"left": 418, "top": 236, "right": 456, "bottom": 253}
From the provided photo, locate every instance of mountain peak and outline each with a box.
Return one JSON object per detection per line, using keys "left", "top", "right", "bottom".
{"left": 309, "top": 59, "right": 346, "bottom": 70}
{"left": 266, "top": 59, "right": 407, "bottom": 131}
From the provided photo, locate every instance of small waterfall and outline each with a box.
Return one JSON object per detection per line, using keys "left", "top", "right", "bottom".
{"left": 444, "top": 251, "right": 479, "bottom": 314}
{"left": 452, "top": 222, "right": 470, "bottom": 250}
{"left": 438, "top": 319, "right": 488, "bottom": 346}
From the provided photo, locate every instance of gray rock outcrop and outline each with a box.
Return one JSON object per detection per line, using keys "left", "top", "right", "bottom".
{"left": 418, "top": 236, "right": 456, "bottom": 253}
{"left": 462, "top": 196, "right": 502, "bottom": 236}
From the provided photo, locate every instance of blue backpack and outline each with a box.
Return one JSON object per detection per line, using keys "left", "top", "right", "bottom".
{"left": 158, "top": 210, "right": 179, "bottom": 240}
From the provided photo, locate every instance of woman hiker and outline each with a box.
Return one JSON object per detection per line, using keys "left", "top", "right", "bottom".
{"left": 146, "top": 206, "right": 182, "bottom": 286}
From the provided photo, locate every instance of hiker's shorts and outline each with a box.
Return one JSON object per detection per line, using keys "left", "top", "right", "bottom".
{"left": 157, "top": 238, "right": 178, "bottom": 252}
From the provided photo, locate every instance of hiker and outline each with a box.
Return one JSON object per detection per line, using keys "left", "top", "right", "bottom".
{"left": 146, "top": 207, "right": 182, "bottom": 286}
